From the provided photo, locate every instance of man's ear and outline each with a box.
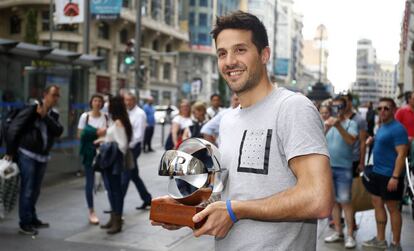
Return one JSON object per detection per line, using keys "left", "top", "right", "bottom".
{"left": 260, "top": 47, "right": 271, "bottom": 64}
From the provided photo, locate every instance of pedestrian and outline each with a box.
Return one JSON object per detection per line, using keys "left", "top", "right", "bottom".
{"left": 319, "top": 105, "right": 331, "bottom": 122}
{"left": 152, "top": 11, "right": 334, "bottom": 251}
{"left": 95, "top": 96, "right": 132, "bottom": 234}
{"left": 122, "top": 91, "right": 152, "bottom": 210}
{"left": 143, "top": 96, "right": 155, "bottom": 152}
{"left": 366, "top": 101, "right": 376, "bottom": 137}
{"left": 164, "top": 100, "right": 192, "bottom": 150}
{"left": 201, "top": 93, "right": 239, "bottom": 145}
{"left": 323, "top": 96, "right": 358, "bottom": 248}
{"left": 77, "top": 94, "right": 108, "bottom": 225}
{"left": 395, "top": 91, "right": 414, "bottom": 164}
{"left": 5, "top": 85, "right": 63, "bottom": 235}
{"left": 182, "top": 101, "right": 208, "bottom": 140}
{"left": 206, "top": 94, "right": 223, "bottom": 119}
{"left": 362, "top": 97, "right": 408, "bottom": 251}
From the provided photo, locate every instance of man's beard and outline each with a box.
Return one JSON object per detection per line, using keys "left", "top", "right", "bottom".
{"left": 227, "top": 64, "right": 262, "bottom": 95}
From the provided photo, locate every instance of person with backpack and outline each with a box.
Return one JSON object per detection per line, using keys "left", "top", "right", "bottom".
{"left": 77, "top": 94, "right": 108, "bottom": 225}
{"left": 4, "top": 85, "right": 63, "bottom": 236}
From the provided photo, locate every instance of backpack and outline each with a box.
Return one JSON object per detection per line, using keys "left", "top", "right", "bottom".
{"left": 0, "top": 108, "right": 24, "bottom": 147}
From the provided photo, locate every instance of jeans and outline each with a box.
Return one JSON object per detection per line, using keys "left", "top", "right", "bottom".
{"left": 332, "top": 166, "right": 353, "bottom": 203}
{"left": 121, "top": 143, "right": 152, "bottom": 203}
{"left": 103, "top": 168, "right": 123, "bottom": 215}
{"left": 143, "top": 126, "right": 154, "bottom": 151}
{"left": 18, "top": 153, "right": 47, "bottom": 227}
{"left": 83, "top": 163, "right": 95, "bottom": 209}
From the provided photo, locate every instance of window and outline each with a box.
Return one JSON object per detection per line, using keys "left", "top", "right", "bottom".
{"left": 150, "top": 59, "right": 159, "bottom": 78}
{"left": 189, "top": 12, "right": 195, "bottom": 25}
{"left": 163, "top": 63, "right": 171, "bottom": 80}
{"left": 42, "top": 11, "right": 50, "bottom": 31}
{"left": 166, "top": 44, "right": 172, "bottom": 52}
{"left": 120, "top": 29, "right": 128, "bottom": 44}
{"left": 150, "top": 90, "right": 159, "bottom": 104}
{"left": 190, "top": 0, "right": 196, "bottom": 6}
{"left": 9, "top": 15, "right": 21, "bottom": 34}
{"left": 122, "top": 0, "right": 131, "bottom": 8}
{"left": 164, "top": 0, "right": 174, "bottom": 25}
{"left": 200, "top": 0, "right": 208, "bottom": 7}
{"left": 98, "top": 22, "right": 110, "bottom": 39}
{"left": 152, "top": 40, "right": 159, "bottom": 51}
{"left": 97, "top": 47, "right": 110, "bottom": 71}
{"left": 198, "top": 33, "right": 208, "bottom": 45}
{"left": 141, "top": 0, "right": 148, "bottom": 16}
{"left": 199, "top": 13, "right": 207, "bottom": 26}
{"left": 59, "top": 42, "right": 78, "bottom": 52}
{"left": 151, "top": 0, "right": 161, "bottom": 20}
{"left": 162, "top": 91, "right": 171, "bottom": 104}
{"left": 55, "top": 24, "right": 78, "bottom": 32}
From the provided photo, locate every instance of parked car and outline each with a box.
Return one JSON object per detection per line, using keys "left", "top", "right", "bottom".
{"left": 154, "top": 105, "right": 179, "bottom": 124}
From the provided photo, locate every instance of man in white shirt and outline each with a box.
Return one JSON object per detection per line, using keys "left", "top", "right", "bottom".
{"left": 206, "top": 94, "right": 223, "bottom": 119}
{"left": 122, "top": 91, "right": 152, "bottom": 210}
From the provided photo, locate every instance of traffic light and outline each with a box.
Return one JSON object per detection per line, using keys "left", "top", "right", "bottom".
{"left": 124, "top": 39, "right": 135, "bottom": 65}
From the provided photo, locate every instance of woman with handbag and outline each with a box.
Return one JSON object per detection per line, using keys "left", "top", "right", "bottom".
{"left": 94, "top": 96, "right": 132, "bottom": 234}
{"left": 78, "top": 94, "right": 108, "bottom": 225}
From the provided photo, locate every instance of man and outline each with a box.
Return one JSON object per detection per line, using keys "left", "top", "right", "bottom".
{"left": 5, "top": 85, "right": 63, "bottom": 235}
{"left": 323, "top": 96, "right": 358, "bottom": 248}
{"left": 152, "top": 11, "right": 334, "bottom": 250}
{"left": 122, "top": 91, "right": 152, "bottom": 210}
{"left": 201, "top": 93, "right": 239, "bottom": 144}
{"left": 395, "top": 91, "right": 414, "bottom": 142}
{"left": 363, "top": 97, "right": 408, "bottom": 251}
{"left": 143, "top": 96, "right": 155, "bottom": 152}
{"left": 206, "top": 94, "right": 223, "bottom": 119}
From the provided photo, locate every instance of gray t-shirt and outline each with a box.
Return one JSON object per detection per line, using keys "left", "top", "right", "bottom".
{"left": 350, "top": 112, "right": 367, "bottom": 162}
{"left": 217, "top": 87, "right": 329, "bottom": 251}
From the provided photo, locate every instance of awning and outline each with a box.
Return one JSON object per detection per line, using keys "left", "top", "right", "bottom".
{"left": 0, "top": 38, "right": 103, "bottom": 67}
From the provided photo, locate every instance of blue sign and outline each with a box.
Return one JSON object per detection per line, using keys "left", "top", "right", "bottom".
{"left": 275, "top": 58, "right": 289, "bottom": 76}
{"left": 181, "top": 82, "right": 191, "bottom": 94}
{"left": 91, "top": 0, "right": 122, "bottom": 20}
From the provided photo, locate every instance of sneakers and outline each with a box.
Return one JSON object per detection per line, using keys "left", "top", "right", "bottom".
{"left": 362, "top": 237, "right": 388, "bottom": 249}
{"left": 345, "top": 236, "right": 356, "bottom": 249}
{"left": 387, "top": 243, "right": 402, "bottom": 251}
{"left": 32, "top": 219, "right": 50, "bottom": 228}
{"left": 19, "top": 225, "right": 38, "bottom": 235}
{"left": 324, "top": 232, "right": 344, "bottom": 243}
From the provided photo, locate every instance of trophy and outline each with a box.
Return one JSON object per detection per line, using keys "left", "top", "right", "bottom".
{"left": 150, "top": 138, "right": 227, "bottom": 229}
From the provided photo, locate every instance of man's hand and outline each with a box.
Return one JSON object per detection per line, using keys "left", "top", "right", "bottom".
{"left": 3, "top": 154, "right": 13, "bottom": 161}
{"left": 36, "top": 104, "right": 47, "bottom": 118}
{"left": 192, "top": 201, "right": 234, "bottom": 238}
{"left": 358, "top": 162, "right": 365, "bottom": 173}
{"left": 387, "top": 178, "right": 398, "bottom": 192}
{"left": 150, "top": 196, "right": 183, "bottom": 231}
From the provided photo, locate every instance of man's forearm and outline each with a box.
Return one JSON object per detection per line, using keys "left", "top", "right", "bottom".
{"left": 393, "top": 154, "right": 406, "bottom": 178}
{"left": 336, "top": 125, "right": 356, "bottom": 145}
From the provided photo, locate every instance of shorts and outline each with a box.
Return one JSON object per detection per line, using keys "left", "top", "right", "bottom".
{"left": 363, "top": 172, "right": 404, "bottom": 201}
{"left": 332, "top": 166, "right": 353, "bottom": 203}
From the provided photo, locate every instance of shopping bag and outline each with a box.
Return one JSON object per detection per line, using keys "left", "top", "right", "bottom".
{"left": 0, "top": 159, "right": 20, "bottom": 219}
{"left": 352, "top": 174, "right": 374, "bottom": 212}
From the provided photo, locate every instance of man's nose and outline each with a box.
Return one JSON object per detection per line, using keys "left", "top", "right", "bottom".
{"left": 224, "top": 52, "right": 237, "bottom": 66}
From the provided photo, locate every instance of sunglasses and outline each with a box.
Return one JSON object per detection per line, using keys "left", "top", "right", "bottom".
{"left": 377, "top": 106, "right": 390, "bottom": 111}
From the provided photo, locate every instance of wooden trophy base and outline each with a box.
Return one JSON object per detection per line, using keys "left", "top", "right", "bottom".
{"left": 150, "top": 200, "right": 205, "bottom": 229}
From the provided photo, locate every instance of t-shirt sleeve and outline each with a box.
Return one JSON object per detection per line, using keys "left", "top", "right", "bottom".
{"left": 277, "top": 94, "right": 329, "bottom": 161}
{"left": 77, "top": 113, "right": 87, "bottom": 130}
{"left": 348, "top": 120, "right": 358, "bottom": 137}
{"left": 393, "top": 124, "right": 409, "bottom": 147}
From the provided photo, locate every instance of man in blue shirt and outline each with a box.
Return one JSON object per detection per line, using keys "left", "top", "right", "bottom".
{"left": 324, "top": 96, "right": 358, "bottom": 248}
{"left": 363, "top": 97, "right": 408, "bottom": 251}
{"left": 143, "top": 96, "right": 155, "bottom": 152}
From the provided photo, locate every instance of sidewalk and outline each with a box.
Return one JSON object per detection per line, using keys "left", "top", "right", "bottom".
{"left": 0, "top": 124, "right": 414, "bottom": 250}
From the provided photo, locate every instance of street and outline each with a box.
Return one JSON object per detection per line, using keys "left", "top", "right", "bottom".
{"left": 0, "top": 125, "right": 413, "bottom": 251}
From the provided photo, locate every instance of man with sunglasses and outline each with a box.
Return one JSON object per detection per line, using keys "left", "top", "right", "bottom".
{"left": 324, "top": 96, "right": 358, "bottom": 248}
{"left": 363, "top": 98, "right": 408, "bottom": 251}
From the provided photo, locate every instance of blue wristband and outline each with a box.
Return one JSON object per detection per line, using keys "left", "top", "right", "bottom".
{"left": 226, "top": 199, "right": 238, "bottom": 223}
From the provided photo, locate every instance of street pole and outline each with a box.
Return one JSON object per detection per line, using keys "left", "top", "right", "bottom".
{"left": 49, "top": 0, "right": 54, "bottom": 45}
{"left": 83, "top": 0, "right": 90, "bottom": 54}
{"left": 135, "top": 0, "right": 142, "bottom": 91}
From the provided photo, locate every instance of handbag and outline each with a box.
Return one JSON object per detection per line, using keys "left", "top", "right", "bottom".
{"left": 351, "top": 173, "right": 374, "bottom": 212}
{"left": 0, "top": 159, "right": 20, "bottom": 219}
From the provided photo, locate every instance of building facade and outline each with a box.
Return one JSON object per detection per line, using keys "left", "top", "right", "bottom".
{"left": 0, "top": 0, "right": 189, "bottom": 106}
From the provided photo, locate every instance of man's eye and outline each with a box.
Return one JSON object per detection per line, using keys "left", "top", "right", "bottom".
{"left": 235, "top": 48, "right": 246, "bottom": 53}
{"left": 218, "top": 52, "right": 226, "bottom": 58}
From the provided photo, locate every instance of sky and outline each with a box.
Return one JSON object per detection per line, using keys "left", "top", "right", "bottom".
{"left": 293, "top": 0, "right": 406, "bottom": 93}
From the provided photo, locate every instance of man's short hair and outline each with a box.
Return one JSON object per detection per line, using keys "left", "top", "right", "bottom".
{"left": 333, "top": 95, "right": 347, "bottom": 106}
{"left": 211, "top": 11, "right": 269, "bottom": 53}
{"left": 44, "top": 85, "right": 59, "bottom": 94}
{"left": 210, "top": 94, "right": 220, "bottom": 100}
{"left": 379, "top": 97, "right": 396, "bottom": 108}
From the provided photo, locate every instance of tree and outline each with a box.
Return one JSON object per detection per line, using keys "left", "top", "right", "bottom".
{"left": 24, "top": 9, "right": 38, "bottom": 44}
